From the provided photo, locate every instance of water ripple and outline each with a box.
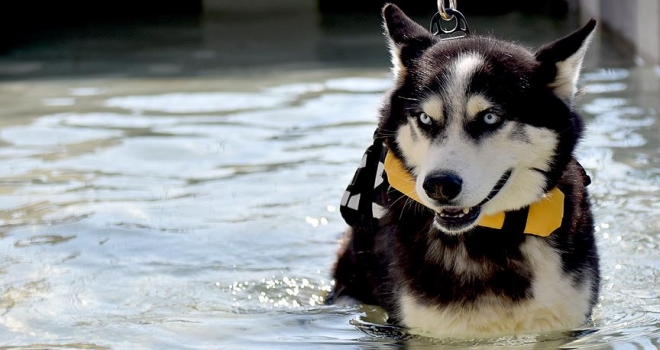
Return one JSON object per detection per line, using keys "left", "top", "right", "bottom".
{"left": 0, "top": 67, "right": 658, "bottom": 348}
{"left": 105, "top": 91, "right": 297, "bottom": 114}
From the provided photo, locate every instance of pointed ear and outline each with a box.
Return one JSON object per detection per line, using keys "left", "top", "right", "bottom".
{"left": 535, "top": 19, "right": 597, "bottom": 103}
{"left": 382, "top": 4, "right": 434, "bottom": 78}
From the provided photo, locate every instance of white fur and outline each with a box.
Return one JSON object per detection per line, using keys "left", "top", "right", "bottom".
{"left": 398, "top": 238, "right": 593, "bottom": 338}
{"left": 396, "top": 122, "right": 431, "bottom": 177}
{"left": 444, "top": 53, "right": 484, "bottom": 115}
{"left": 389, "top": 45, "right": 407, "bottom": 80}
{"left": 549, "top": 31, "right": 595, "bottom": 103}
{"left": 482, "top": 126, "right": 558, "bottom": 214}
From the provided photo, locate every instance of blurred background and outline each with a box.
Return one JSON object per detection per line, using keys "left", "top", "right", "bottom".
{"left": 1, "top": 1, "right": 659, "bottom": 349}
{"left": 1, "top": 0, "right": 658, "bottom": 79}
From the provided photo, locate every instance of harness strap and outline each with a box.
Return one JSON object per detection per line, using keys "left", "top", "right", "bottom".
{"left": 339, "top": 137, "right": 389, "bottom": 269}
{"left": 339, "top": 137, "right": 387, "bottom": 234}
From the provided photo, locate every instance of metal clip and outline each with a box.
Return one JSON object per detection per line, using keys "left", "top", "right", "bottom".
{"left": 430, "top": 0, "right": 470, "bottom": 39}
{"left": 438, "top": 0, "right": 457, "bottom": 21}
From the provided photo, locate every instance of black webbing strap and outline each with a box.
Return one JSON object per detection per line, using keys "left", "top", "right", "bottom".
{"left": 338, "top": 134, "right": 395, "bottom": 267}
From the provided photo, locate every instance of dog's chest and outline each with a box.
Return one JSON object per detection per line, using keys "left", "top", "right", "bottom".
{"left": 396, "top": 238, "right": 594, "bottom": 337}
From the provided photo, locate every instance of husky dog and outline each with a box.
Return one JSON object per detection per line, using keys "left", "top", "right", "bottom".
{"left": 330, "top": 4, "right": 599, "bottom": 337}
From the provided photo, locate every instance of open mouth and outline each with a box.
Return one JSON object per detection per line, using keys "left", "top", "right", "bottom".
{"left": 433, "top": 169, "right": 512, "bottom": 232}
{"left": 435, "top": 206, "right": 482, "bottom": 231}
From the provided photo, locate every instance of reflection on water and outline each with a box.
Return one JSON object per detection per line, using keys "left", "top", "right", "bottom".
{"left": 1, "top": 13, "right": 660, "bottom": 350}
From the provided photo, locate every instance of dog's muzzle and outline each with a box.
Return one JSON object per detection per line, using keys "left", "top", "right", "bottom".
{"left": 432, "top": 169, "right": 512, "bottom": 232}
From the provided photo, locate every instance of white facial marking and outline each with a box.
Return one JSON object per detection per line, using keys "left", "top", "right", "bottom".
{"left": 446, "top": 54, "right": 484, "bottom": 116}
{"left": 395, "top": 123, "right": 431, "bottom": 178}
{"left": 399, "top": 238, "right": 593, "bottom": 337}
{"left": 414, "top": 53, "right": 484, "bottom": 212}
{"left": 422, "top": 122, "right": 557, "bottom": 217}
{"left": 480, "top": 125, "right": 558, "bottom": 215}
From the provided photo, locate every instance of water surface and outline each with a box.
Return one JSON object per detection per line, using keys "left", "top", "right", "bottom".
{"left": 1, "top": 11, "right": 660, "bottom": 349}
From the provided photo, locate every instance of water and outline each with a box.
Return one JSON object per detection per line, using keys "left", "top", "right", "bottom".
{"left": 1, "top": 11, "right": 660, "bottom": 349}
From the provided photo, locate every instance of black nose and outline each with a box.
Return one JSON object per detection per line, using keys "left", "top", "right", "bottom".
{"left": 422, "top": 173, "right": 463, "bottom": 202}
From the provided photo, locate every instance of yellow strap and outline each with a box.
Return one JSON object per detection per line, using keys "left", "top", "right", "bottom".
{"left": 523, "top": 187, "right": 564, "bottom": 236}
{"left": 383, "top": 152, "right": 564, "bottom": 236}
{"left": 479, "top": 212, "right": 506, "bottom": 230}
{"left": 383, "top": 152, "right": 423, "bottom": 203}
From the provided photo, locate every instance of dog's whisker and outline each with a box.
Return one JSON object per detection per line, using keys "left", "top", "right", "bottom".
{"left": 387, "top": 192, "right": 412, "bottom": 210}
{"left": 397, "top": 96, "right": 420, "bottom": 102}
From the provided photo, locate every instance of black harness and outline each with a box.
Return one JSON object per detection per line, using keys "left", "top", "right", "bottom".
{"left": 339, "top": 137, "right": 390, "bottom": 235}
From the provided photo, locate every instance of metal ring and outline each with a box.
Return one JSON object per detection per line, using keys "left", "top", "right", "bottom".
{"left": 430, "top": 9, "right": 470, "bottom": 38}
{"left": 438, "top": 0, "right": 457, "bottom": 21}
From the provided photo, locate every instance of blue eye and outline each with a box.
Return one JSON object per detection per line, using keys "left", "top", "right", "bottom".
{"left": 483, "top": 113, "right": 501, "bottom": 125}
{"left": 418, "top": 112, "right": 433, "bottom": 125}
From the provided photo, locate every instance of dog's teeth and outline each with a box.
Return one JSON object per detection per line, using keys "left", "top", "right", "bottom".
{"left": 439, "top": 208, "right": 471, "bottom": 219}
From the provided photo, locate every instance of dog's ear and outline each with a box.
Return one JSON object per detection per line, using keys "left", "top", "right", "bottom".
{"left": 382, "top": 4, "right": 434, "bottom": 78}
{"left": 535, "top": 19, "right": 597, "bottom": 104}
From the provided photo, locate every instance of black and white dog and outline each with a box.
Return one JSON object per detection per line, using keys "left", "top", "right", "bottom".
{"left": 330, "top": 4, "right": 599, "bottom": 337}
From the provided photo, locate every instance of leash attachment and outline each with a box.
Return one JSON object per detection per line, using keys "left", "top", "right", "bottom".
{"left": 430, "top": 0, "right": 470, "bottom": 39}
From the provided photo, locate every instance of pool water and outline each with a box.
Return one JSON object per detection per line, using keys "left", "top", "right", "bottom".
{"left": 1, "top": 11, "right": 660, "bottom": 349}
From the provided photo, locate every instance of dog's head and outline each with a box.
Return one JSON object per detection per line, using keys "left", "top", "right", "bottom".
{"left": 380, "top": 4, "right": 596, "bottom": 234}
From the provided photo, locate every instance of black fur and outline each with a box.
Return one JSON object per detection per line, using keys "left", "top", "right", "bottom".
{"left": 330, "top": 4, "right": 599, "bottom": 334}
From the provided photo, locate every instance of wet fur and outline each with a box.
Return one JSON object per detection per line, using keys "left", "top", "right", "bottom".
{"left": 330, "top": 4, "right": 599, "bottom": 338}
